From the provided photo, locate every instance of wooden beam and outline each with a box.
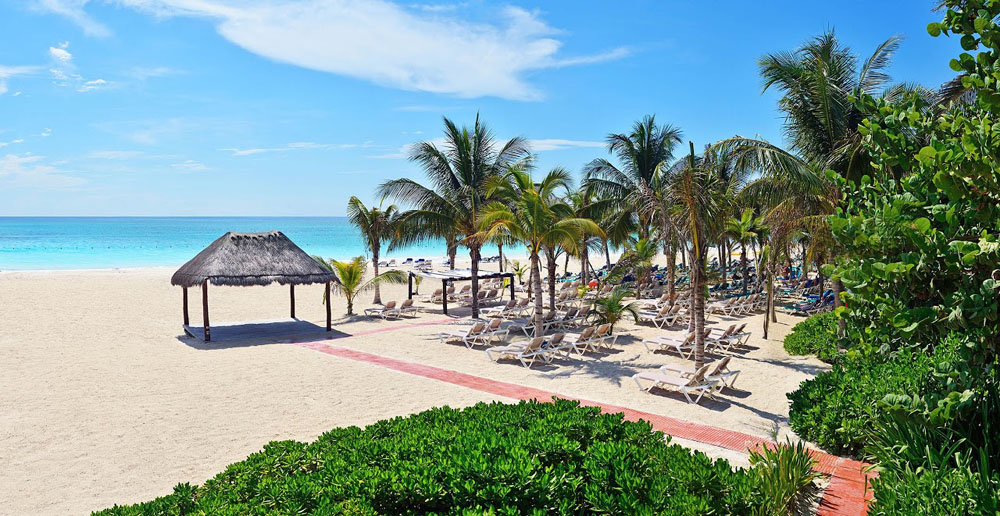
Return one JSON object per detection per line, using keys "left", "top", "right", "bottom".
{"left": 182, "top": 287, "right": 189, "bottom": 326}
{"left": 407, "top": 272, "right": 413, "bottom": 300}
{"left": 290, "top": 284, "right": 296, "bottom": 319}
{"left": 325, "top": 281, "right": 332, "bottom": 331}
{"left": 509, "top": 274, "right": 515, "bottom": 300}
{"left": 202, "top": 279, "right": 211, "bottom": 342}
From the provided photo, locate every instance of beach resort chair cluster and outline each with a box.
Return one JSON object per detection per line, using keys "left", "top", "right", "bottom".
{"left": 484, "top": 323, "right": 616, "bottom": 368}
{"left": 637, "top": 303, "right": 686, "bottom": 329}
{"left": 510, "top": 307, "right": 587, "bottom": 336}
{"left": 363, "top": 299, "right": 418, "bottom": 319}
{"left": 436, "top": 318, "right": 509, "bottom": 349}
{"left": 376, "top": 258, "right": 397, "bottom": 267}
{"left": 481, "top": 297, "right": 531, "bottom": 318}
{"left": 630, "top": 323, "right": 749, "bottom": 404}
{"left": 707, "top": 293, "right": 765, "bottom": 316}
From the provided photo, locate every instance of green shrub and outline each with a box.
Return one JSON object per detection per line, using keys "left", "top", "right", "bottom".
{"left": 783, "top": 312, "right": 840, "bottom": 363}
{"left": 94, "top": 399, "right": 772, "bottom": 515}
{"left": 787, "top": 348, "right": 938, "bottom": 456}
{"left": 748, "top": 440, "right": 821, "bottom": 515}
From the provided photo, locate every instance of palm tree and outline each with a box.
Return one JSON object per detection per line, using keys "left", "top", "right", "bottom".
{"left": 479, "top": 167, "right": 603, "bottom": 338}
{"left": 587, "top": 287, "right": 641, "bottom": 333}
{"left": 725, "top": 208, "right": 760, "bottom": 295}
{"left": 609, "top": 238, "right": 657, "bottom": 298}
{"left": 668, "top": 142, "right": 721, "bottom": 370}
{"left": 346, "top": 196, "right": 403, "bottom": 305}
{"left": 378, "top": 114, "right": 530, "bottom": 318}
{"left": 584, "top": 115, "right": 683, "bottom": 241}
{"left": 313, "top": 256, "right": 406, "bottom": 315}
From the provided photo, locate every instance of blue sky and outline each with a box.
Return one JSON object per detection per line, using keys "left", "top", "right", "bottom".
{"left": 0, "top": 1, "right": 961, "bottom": 216}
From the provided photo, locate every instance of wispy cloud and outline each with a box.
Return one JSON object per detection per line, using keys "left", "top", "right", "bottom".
{"left": 87, "top": 150, "right": 149, "bottom": 160}
{"left": 171, "top": 159, "right": 208, "bottom": 171}
{"left": 37, "top": 0, "right": 629, "bottom": 101}
{"left": 0, "top": 153, "right": 86, "bottom": 188}
{"left": 128, "top": 66, "right": 183, "bottom": 81}
{"left": 0, "top": 65, "right": 42, "bottom": 96}
{"left": 527, "top": 139, "right": 605, "bottom": 151}
{"left": 0, "top": 138, "right": 25, "bottom": 148}
{"left": 40, "top": 128, "right": 52, "bottom": 137}
{"left": 220, "top": 141, "right": 360, "bottom": 156}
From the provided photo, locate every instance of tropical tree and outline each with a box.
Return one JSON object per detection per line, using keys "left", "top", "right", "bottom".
{"left": 479, "top": 167, "right": 603, "bottom": 338}
{"left": 609, "top": 238, "right": 658, "bottom": 298}
{"left": 378, "top": 114, "right": 530, "bottom": 318}
{"left": 725, "top": 208, "right": 760, "bottom": 294}
{"left": 346, "top": 196, "right": 403, "bottom": 304}
{"left": 587, "top": 288, "right": 641, "bottom": 333}
{"left": 584, "top": 115, "right": 683, "bottom": 241}
{"left": 668, "top": 143, "right": 721, "bottom": 370}
{"left": 312, "top": 256, "right": 406, "bottom": 315}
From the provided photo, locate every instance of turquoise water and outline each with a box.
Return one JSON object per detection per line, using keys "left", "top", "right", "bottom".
{"left": 0, "top": 217, "right": 450, "bottom": 270}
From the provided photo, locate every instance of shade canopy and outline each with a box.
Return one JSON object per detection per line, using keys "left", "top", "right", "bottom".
{"left": 171, "top": 231, "right": 335, "bottom": 288}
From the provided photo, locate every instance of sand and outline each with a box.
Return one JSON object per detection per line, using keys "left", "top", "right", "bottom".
{"left": 0, "top": 262, "right": 825, "bottom": 515}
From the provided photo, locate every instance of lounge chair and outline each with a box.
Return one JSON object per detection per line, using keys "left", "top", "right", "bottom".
{"left": 661, "top": 356, "right": 741, "bottom": 391}
{"left": 485, "top": 337, "right": 551, "bottom": 368}
{"left": 517, "top": 311, "right": 558, "bottom": 336}
{"left": 437, "top": 321, "right": 487, "bottom": 348}
{"left": 397, "top": 298, "right": 417, "bottom": 317}
{"left": 563, "top": 326, "right": 598, "bottom": 355}
{"left": 642, "top": 331, "right": 700, "bottom": 358}
{"left": 364, "top": 300, "right": 398, "bottom": 319}
{"left": 479, "top": 318, "right": 508, "bottom": 344}
{"left": 631, "top": 364, "right": 717, "bottom": 404}
{"left": 481, "top": 299, "right": 517, "bottom": 318}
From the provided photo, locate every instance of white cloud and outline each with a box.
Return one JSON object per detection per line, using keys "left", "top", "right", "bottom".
{"left": 87, "top": 150, "right": 147, "bottom": 159}
{"left": 78, "top": 78, "right": 111, "bottom": 91}
{"left": 128, "top": 66, "right": 182, "bottom": 80}
{"left": 0, "top": 65, "right": 41, "bottom": 95}
{"left": 0, "top": 153, "right": 86, "bottom": 188}
{"left": 33, "top": 0, "right": 110, "bottom": 37}
{"left": 0, "top": 138, "right": 25, "bottom": 148}
{"left": 37, "top": 0, "right": 628, "bottom": 101}
{"left": 12, "top": 91, "right": 22, "bottom": 96}
{"left": 171, "top": 159, "right": 208, "bottom": 171}
{"left": 49, "top": 46, "right": 73, "bottom": 63}
{"left": 527, "top": 139, "right": 606, "bottom": 151}
{"left": 220, "top": 141, "right": 358, "bottom": 156}
{"left": 41, "top": 128, "right": 52, "bottom": 137}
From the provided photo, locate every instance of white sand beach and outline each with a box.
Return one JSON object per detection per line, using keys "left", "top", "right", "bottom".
{"left": 0, "top": 263, "right": 823, "bottom": 515}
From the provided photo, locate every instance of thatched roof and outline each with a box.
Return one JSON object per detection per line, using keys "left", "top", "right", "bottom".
{"left": 171, "top": 231, "right": 335, "bottom": 287}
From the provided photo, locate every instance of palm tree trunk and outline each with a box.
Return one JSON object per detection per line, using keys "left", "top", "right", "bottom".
{"left": 372, "top": 247, "right": 382, "bottom": 304}
{"left": 546, "top": 247, "right": 557, "bottom": 311}
{"left": 680, "top": 240, "right": 687, "bottom": 268}
{"left": 741, "top": 242, "right": 749, "bottom": 295}
{"left": 581, "top": 244, "right": 590, "bottom": 285}
{"left": 603, "top": 239, "right": 611, "bottom": 267}
{"left": 692, "top": 246, "right": 706, "bottom": 370}
{"left": 470, "top": 245, "right": 481, "bottom": 318}
{"left": 720, "top": 241, "right": 727, "bottom": 288}
{"left": 498, "top": 243, "right": 504, "bottom": 272}
{"left": 564, "top": 253, "right": 570, "bottom": 275}
{"left": 531, "top": 253, "right": 544, "bottom": 338}
{"left": 667, "top": 243, "right": 676, "bottom": 303}
{"left": 447, "top": 236, "right": 458, "bottom": 270}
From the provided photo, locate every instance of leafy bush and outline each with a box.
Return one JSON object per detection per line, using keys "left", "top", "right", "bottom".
{"left": 94, "top": 399, "right": 776, "bottom": 515}
{"left": 783, "top": 312, "right": 840, "bottom": 363}
{"left": 787, "top": 347, "right": 939, "bottom": 456}
{"left": 748, "top": 440, "right": 821, "bottom": 515}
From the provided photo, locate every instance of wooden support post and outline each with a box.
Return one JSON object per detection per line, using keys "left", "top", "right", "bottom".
{"left": 182, "top": 287, "right": 189, "bottom": 326}
{"left": 509, "top": 274, "right": 515, "bottom": 300}
{"left": 325, "top": 281, "right": 332, "bottom": 331}
{"left": 290, "top": 284, "right": 296, "bottom": 319}
{"left": 442, "top": 279, "right": 449, "bottom": 315}
{"left": 201, "top": 279, "right": 211, "bottom": 342}
{"left": 408, "top": 272, "right": 413, "bottom": 300}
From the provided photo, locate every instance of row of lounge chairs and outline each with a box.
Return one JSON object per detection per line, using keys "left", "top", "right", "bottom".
{"left": 485, "top": 324, "right": 616, "bottom": 367}
{"left": 362, "top": 299, "right": 417, "bottom": 319}
{"left": 708, "top": 294, "right": 765, "bottom": 316}
{"left": 641, "top": 323, "right": 750, "bottom": 358}
{"left": 631, "top": 356, "right": 740, "bottom": 404}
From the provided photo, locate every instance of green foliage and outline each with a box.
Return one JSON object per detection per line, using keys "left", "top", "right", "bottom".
{"left": 586, "top": 287, "right": 641, "bottom": 332}
{"left": 787, "top": 345, "right": 940, "bottom": 456}
{"left": 783, "top": 312, "right": 840, "bottom": 363}
{"left": 93, "top": 400, "right": 774, "bottom": 515}
{"left": 313, "top": 256, "right": 406, "bottom": 315}
{"left": 748, "top": 441, "right": 822, "bottom": 516}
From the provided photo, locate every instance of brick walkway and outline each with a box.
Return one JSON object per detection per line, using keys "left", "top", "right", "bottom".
{"left": 294, "top": 318, "right": 873, "bottom": 515}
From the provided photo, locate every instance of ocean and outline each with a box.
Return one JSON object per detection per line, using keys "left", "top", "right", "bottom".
{"left": 0, "top": 217, "right": 453, "bottom": 270}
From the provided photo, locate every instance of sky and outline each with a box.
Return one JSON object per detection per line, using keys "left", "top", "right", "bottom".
{"left": 0, "top": 0, "right": 964, "bottom": 216}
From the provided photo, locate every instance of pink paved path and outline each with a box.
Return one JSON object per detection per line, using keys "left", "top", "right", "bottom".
{"left": 294, "top": 318, "right": 873, "bottom": 515}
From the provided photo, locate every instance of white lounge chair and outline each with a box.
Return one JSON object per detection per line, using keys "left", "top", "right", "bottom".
{"left": 631, "top": 364, "right": 717, "bottom": 404}
{"left": 642, "top": 331, "right": 696, "bottom": 358}
{"left": 437, "top": 321, "right": 487, "bottom": 348}
{"left": 661, "top": 356, "right": 741, "bottom": 391}
{"left": 485, "top": 337, "right": 551, "bottom": 368}
{"left": 397, "top": 298, "right": 417, "bottom": 317}
{"left": 364, "top": 300, "right": 398, "bottom": 319}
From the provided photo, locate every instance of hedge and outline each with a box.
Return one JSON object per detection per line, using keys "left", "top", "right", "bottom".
{"left": 783, "top": 312, "right": 840, "bottom": 363}
{"left": 94, "top": 399, "right": 768, "bottom": 515}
